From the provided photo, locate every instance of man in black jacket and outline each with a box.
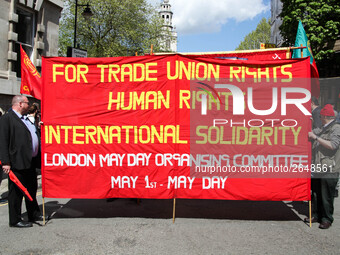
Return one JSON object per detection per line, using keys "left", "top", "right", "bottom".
{"left": 0, "top": 95, "right": 42, "bottom": 227}
{"left": 311, "top": 96, "right": 322, "bottom": 129}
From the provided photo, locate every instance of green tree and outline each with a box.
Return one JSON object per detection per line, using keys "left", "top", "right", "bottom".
{"left": 58, "top": 0, "right": 166, "bottom": 57}
{"left": 279, "top": 0, "right": 340, "bottom": 62}
{"left": 236, "top": 18, "right": 271, "bottom": 50}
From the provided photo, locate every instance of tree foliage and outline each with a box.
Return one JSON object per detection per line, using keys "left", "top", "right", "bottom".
{"left": 279, "top": 0, "right": 340, "bottom": 62}
{"left": 58, "top": 0, "right": 166, "bottom": 57}
{"left": 236, "top": 18, "right": 271, "bottom": 50}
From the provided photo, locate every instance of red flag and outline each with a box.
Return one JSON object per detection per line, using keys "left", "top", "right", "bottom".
{"left": 9, "top": 171, "right": 33, "bottom": 201}
{"left": 20, "top": 45, "right": 42, "bottom": 100}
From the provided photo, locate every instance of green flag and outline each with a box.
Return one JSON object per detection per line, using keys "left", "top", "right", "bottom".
{"left": 292, "top": 20, "right": 314, "bottom": 65}
{"left": 292, "top": 20, "right": 319, "bottom": 97}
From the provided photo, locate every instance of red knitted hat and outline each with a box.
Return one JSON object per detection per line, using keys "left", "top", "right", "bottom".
{"left": 320, "top": 104, "right": 334, "bottom": 116}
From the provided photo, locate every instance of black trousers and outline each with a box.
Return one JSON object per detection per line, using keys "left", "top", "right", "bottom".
{"left": 8, "top": 165, "right": 40, "bottom": 225}
{"left": 312, "top": 172, "right": 339, "bottom": 224}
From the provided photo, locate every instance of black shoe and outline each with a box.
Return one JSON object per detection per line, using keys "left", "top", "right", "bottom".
{"left": 29, "top": 215, "right": 48, "bottom": 222}
{"left": 0, "top": 198, "right": 7, "bottom": 204}
{"left": 9, "top": 221, "right": 33, "bottom": 228}
{"left": 304, "top": 217, "right": 318, "bottom": 223}
{"left": 319, "top": 221, "right": 332, "bottom": 229}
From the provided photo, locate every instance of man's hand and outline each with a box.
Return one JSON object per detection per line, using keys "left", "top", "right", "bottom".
{"left": 2, "top": 165, "right": 10, "bottom": 174}
{"left": 308, "top": 132, "right": 334, "bottom": 150}
{"left": 308, "top": 131, "right": 316, "bottom": 141}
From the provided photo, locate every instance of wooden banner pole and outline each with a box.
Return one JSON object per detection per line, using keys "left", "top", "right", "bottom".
{"left": 173, "top": 198, "right": 176, "bottom": 223}
{"left": 153, "top": 46, "right": 306, "bottom": 55}
{"left": 42, "top": 197, "right": 46, "bottom": 226}
{"left": 309, "top": 200, "right": 312, "bottom": 227}
{"left": 286, "top": 48, "right": 290, "bottom": 59}
{"left": 301, "top": 43, "right": 311, "bottom": 228}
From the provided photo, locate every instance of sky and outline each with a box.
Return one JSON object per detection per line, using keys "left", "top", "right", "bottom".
{"left": 148, "top": 0, "right": 271, "bottom": 53}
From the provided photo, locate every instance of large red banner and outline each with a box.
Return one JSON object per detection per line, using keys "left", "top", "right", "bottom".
{"left": 41, "top": 54, "right": 311, "bottom": 201}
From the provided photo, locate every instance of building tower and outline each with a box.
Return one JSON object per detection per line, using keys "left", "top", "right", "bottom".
{"left": 159, "top": 0, "right": 177, "bottom": 52}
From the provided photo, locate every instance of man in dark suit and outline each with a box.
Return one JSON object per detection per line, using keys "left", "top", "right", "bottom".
{"left": 0, "top": 95, "right": 42, "bottom": 227}
{"left": 311, "top": 96, "right": 322, "bottom": 129}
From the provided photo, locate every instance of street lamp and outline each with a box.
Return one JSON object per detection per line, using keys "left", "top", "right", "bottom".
{"left": 74, "top": 0, "right": 93, "bottom": 48}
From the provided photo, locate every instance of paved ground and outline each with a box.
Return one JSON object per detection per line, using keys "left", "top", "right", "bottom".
{"left": 0, "top": 176, "right": 340, "bottom": 255}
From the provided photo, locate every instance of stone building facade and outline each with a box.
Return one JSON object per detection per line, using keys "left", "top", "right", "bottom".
{"left": 270, "top": 0, "right": 283, "bottom": 47}
{"left": 0, "top": 0, "right": 63, "bottom": 112}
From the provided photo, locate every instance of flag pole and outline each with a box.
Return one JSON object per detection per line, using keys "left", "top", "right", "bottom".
{"left": 172, "top": 198, "right": 176, "bottom": 223}
{"left": 309, "top": 200, "right": 312, "bottom": 227}
{"left": 42, "top": 197, "right": 46, "bottom": 226}
{"left": 286, "top": 49, "right": 290, "bottom": 59}
{"left": 300, "top": 44, "right": 313, "bottom": 228}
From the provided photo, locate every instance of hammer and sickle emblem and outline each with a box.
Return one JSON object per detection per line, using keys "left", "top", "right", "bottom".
{"left": 272, "top": 53, "right": 281, "bottom": 60}
{"left": 23, "top": 85, "right": 30, "bottom": 92}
